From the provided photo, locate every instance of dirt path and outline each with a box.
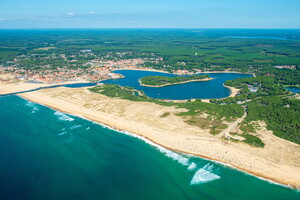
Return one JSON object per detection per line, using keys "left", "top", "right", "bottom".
{"left": 218, "top": 107, "right": 247, "bottom": 139}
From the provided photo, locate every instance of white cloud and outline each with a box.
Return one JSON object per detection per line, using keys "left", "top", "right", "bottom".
{"left": 0, "top": 18, "right": 7, "bottom": 21}
{"left": 31, "top": 17, "right": 49, "bottom": 20}
{"left": 89, "top": 11, "right": 97, "bottom": 14}
{"left": 67, "top": 12, "right": 76, "bottom": 16}
{"left": 111, "top": 11, "right": 120, "bottom": 14}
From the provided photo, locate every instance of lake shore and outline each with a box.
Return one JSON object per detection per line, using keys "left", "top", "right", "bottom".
{"left": 139, "top": 78, "right": 212, "bottom": 88}
{"left": 197, "top": 70, "right": 256, "bottom": 76}
{"left": 223, "top": 84, "right": 241, "bottom": 97}
{"left": 115, "top": 68, "right": 244, "bottom": 100}
{"left": 18, "top": 87, "right": 300, "bottom": 189}
{"left": 114, "top": 68, "right": 171, "bottom": 74}
{"left": 114, "top": 68, "right": 255, "bottom": 77}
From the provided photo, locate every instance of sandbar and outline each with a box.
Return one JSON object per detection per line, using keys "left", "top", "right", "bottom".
{"left": 0, "top": 80, "right": 90, "bottom": 95}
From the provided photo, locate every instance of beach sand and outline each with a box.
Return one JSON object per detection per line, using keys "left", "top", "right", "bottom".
{"left": 18, "top": 87, "right": 300, "bottom": 188}
{"left": 224, "top": 85, "right": 240, "bottom": 97}
{"left": 0, "top": 80, "right": 90, "bottom": 95}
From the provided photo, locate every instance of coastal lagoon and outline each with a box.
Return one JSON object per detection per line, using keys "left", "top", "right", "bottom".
{"left": 102, "top": 70, "right": 252, "bottom": 100}
{"left": 0, "top": 95, "right": 299, "bottom": 199}
{"left": 287, "top": 87, "right": 300, "bottom": 93}
{"left": 1, "top": 70, "right": 252, "bottom": 100}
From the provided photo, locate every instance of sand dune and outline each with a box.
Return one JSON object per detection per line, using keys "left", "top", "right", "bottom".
{"left": 19, "top": 87, "right": 300, "bottom": 188}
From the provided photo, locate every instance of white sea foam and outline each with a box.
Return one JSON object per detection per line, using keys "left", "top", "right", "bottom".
{"left": 26, "top": 101, "right": 39, "bottom": 112}
{"left": 121, "top": 130, "right": 192, "bottom": 166}
{"left": 42, "top": 110, "right": 292, "bottom": 188}
{"left": 54, "top": 111, "right": 74, "bottom": 121}
{"left": 70, "top": 125, "right": 82, "bottom": 129}
{"left": 190, "top": 164, "right": 221, "bottom": 185}
{"left": 84, "top": 118, "right": 193, "bottom": 167}
{"left": 188, "top": 162, "right": 197, "bottom": 170}
{"left": 14, "top": 101, "right": 294, "bottom": 189}
{"left": 86, "top": 127, "right": 90, "bottom": 130}
{"left": 57, "top": 131, "right": 67, "bottom": 136}
{"left": 25, "top": 101, "right": 35, "bottom": 107}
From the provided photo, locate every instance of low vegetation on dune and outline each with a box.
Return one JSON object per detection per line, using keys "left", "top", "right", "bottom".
{"left": 89, "top": 84, "right": 243, "bottom": 136}
{"left": 90, "top": 82, "right": 300, "bottom": 146}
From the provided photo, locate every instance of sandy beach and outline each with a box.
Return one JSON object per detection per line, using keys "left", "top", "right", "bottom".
{"left": 0, "top": 80, "right": 90, "bottom": 95}
{"left": 223, "top": 85, "right": 241, "bottom": 97}
{"left": 18, "top": 87, "right": 300, "bottom": 188}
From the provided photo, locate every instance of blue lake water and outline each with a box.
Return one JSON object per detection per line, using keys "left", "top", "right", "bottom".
{"left": 0, "top": 70, "right": 251, "bottom": 100}
{"left": 101, "top": 70, "right": 252, "bottom": 100}
{"left": 287, "top": 87, "right": 300, "bottom": 93}
{"left": 0, "top": 95, "right": 299, "bottom": 199}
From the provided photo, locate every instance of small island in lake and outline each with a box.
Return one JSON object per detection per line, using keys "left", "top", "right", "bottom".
{"left": 140, "top": 74, "right": 211, "bottom": 87}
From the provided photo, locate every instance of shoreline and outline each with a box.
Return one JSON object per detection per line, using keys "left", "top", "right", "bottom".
{"left": 0, "top": 79, "right": 91, "bottom": 95}
{"left": 113, "top": 68, "right": 171, "bottom": 74}
{"left": 19, "top": 94, "right": 295, "bottom": 190}
{"left": 196, "top": 70, "right": 255, "bottom": 76}
{"left": 116, "top": 68, "right": 243, "bottom": 100}
{"left": 138, "top": 78, "right": 212, "bottom": 88}
{"left": 0, "top": 69, "right": 248, "bottom": 97}
{"left": 17, "top": 87, "right": 300, "bottom": 189}
{"left": 223, "top": 84, "right": 241, "bottom": 97}
{"left": 114, "top": 68, "right": 256, "bottom": 77}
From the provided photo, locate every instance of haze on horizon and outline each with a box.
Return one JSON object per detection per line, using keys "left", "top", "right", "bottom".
{"left": 0, "top": 0, "right": 299, "bottom": 29}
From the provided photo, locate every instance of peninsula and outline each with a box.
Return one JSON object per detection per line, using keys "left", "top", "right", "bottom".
{"left": 140, "top": 75, "right": 211, "bottom": 87}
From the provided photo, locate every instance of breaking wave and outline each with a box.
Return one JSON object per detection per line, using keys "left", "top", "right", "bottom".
{"left": 70, "top": 125, "right": 82, "bottom": 130}
{"left": 188, "top": 162, "right": 197, "bottom": 170}
{"left": 81, "top": 118, "right": 194, "bottom": 167}
{"left": 57, "top": 128, "right": 67, "bottom": 136}
{"left": 57, "top": 131, "right": 67, "bottom": 136}
{"left": 26, "top": 101, "right": 39, "bottom": 113}
{"left": 53, "top": 112, "right": 222, "bottom": 186}
{"left": 190, "top": 164, "right": 221, "bottom": 185}
{"left": 54, "top": 111, "right": 74, "bottom": 121}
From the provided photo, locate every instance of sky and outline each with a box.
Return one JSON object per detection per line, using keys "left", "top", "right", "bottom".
{"left": 0, "top": 0, "right": 299, "bottom": 29}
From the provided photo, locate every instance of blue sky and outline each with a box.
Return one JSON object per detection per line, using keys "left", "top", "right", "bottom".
{"left": 0, "top": 0, "right": 299, "bottom": 28}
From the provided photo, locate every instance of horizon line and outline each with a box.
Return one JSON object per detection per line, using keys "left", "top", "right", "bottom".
{"left": 0, "top": 27, "right": 300, "bottom": 30}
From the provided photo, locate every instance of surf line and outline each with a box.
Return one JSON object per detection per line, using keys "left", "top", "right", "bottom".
{"left": 71, "top": 113, "right": 221, "bottom": 185}
{"left": 17, "top": 96, "right": 297, "bottom": 189}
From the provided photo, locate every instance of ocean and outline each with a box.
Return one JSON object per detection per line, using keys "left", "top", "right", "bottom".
{"left": 0, "top": 95, "right": 299, "bottom": 199}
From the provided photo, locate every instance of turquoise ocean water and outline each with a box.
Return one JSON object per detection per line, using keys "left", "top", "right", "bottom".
{"left": 0, "top": 95, "right": 299, "bottom": 199}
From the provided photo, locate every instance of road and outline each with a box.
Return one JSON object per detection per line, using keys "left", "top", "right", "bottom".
{"left": 218, "top": 107, "right": 247, "bottom": 139}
